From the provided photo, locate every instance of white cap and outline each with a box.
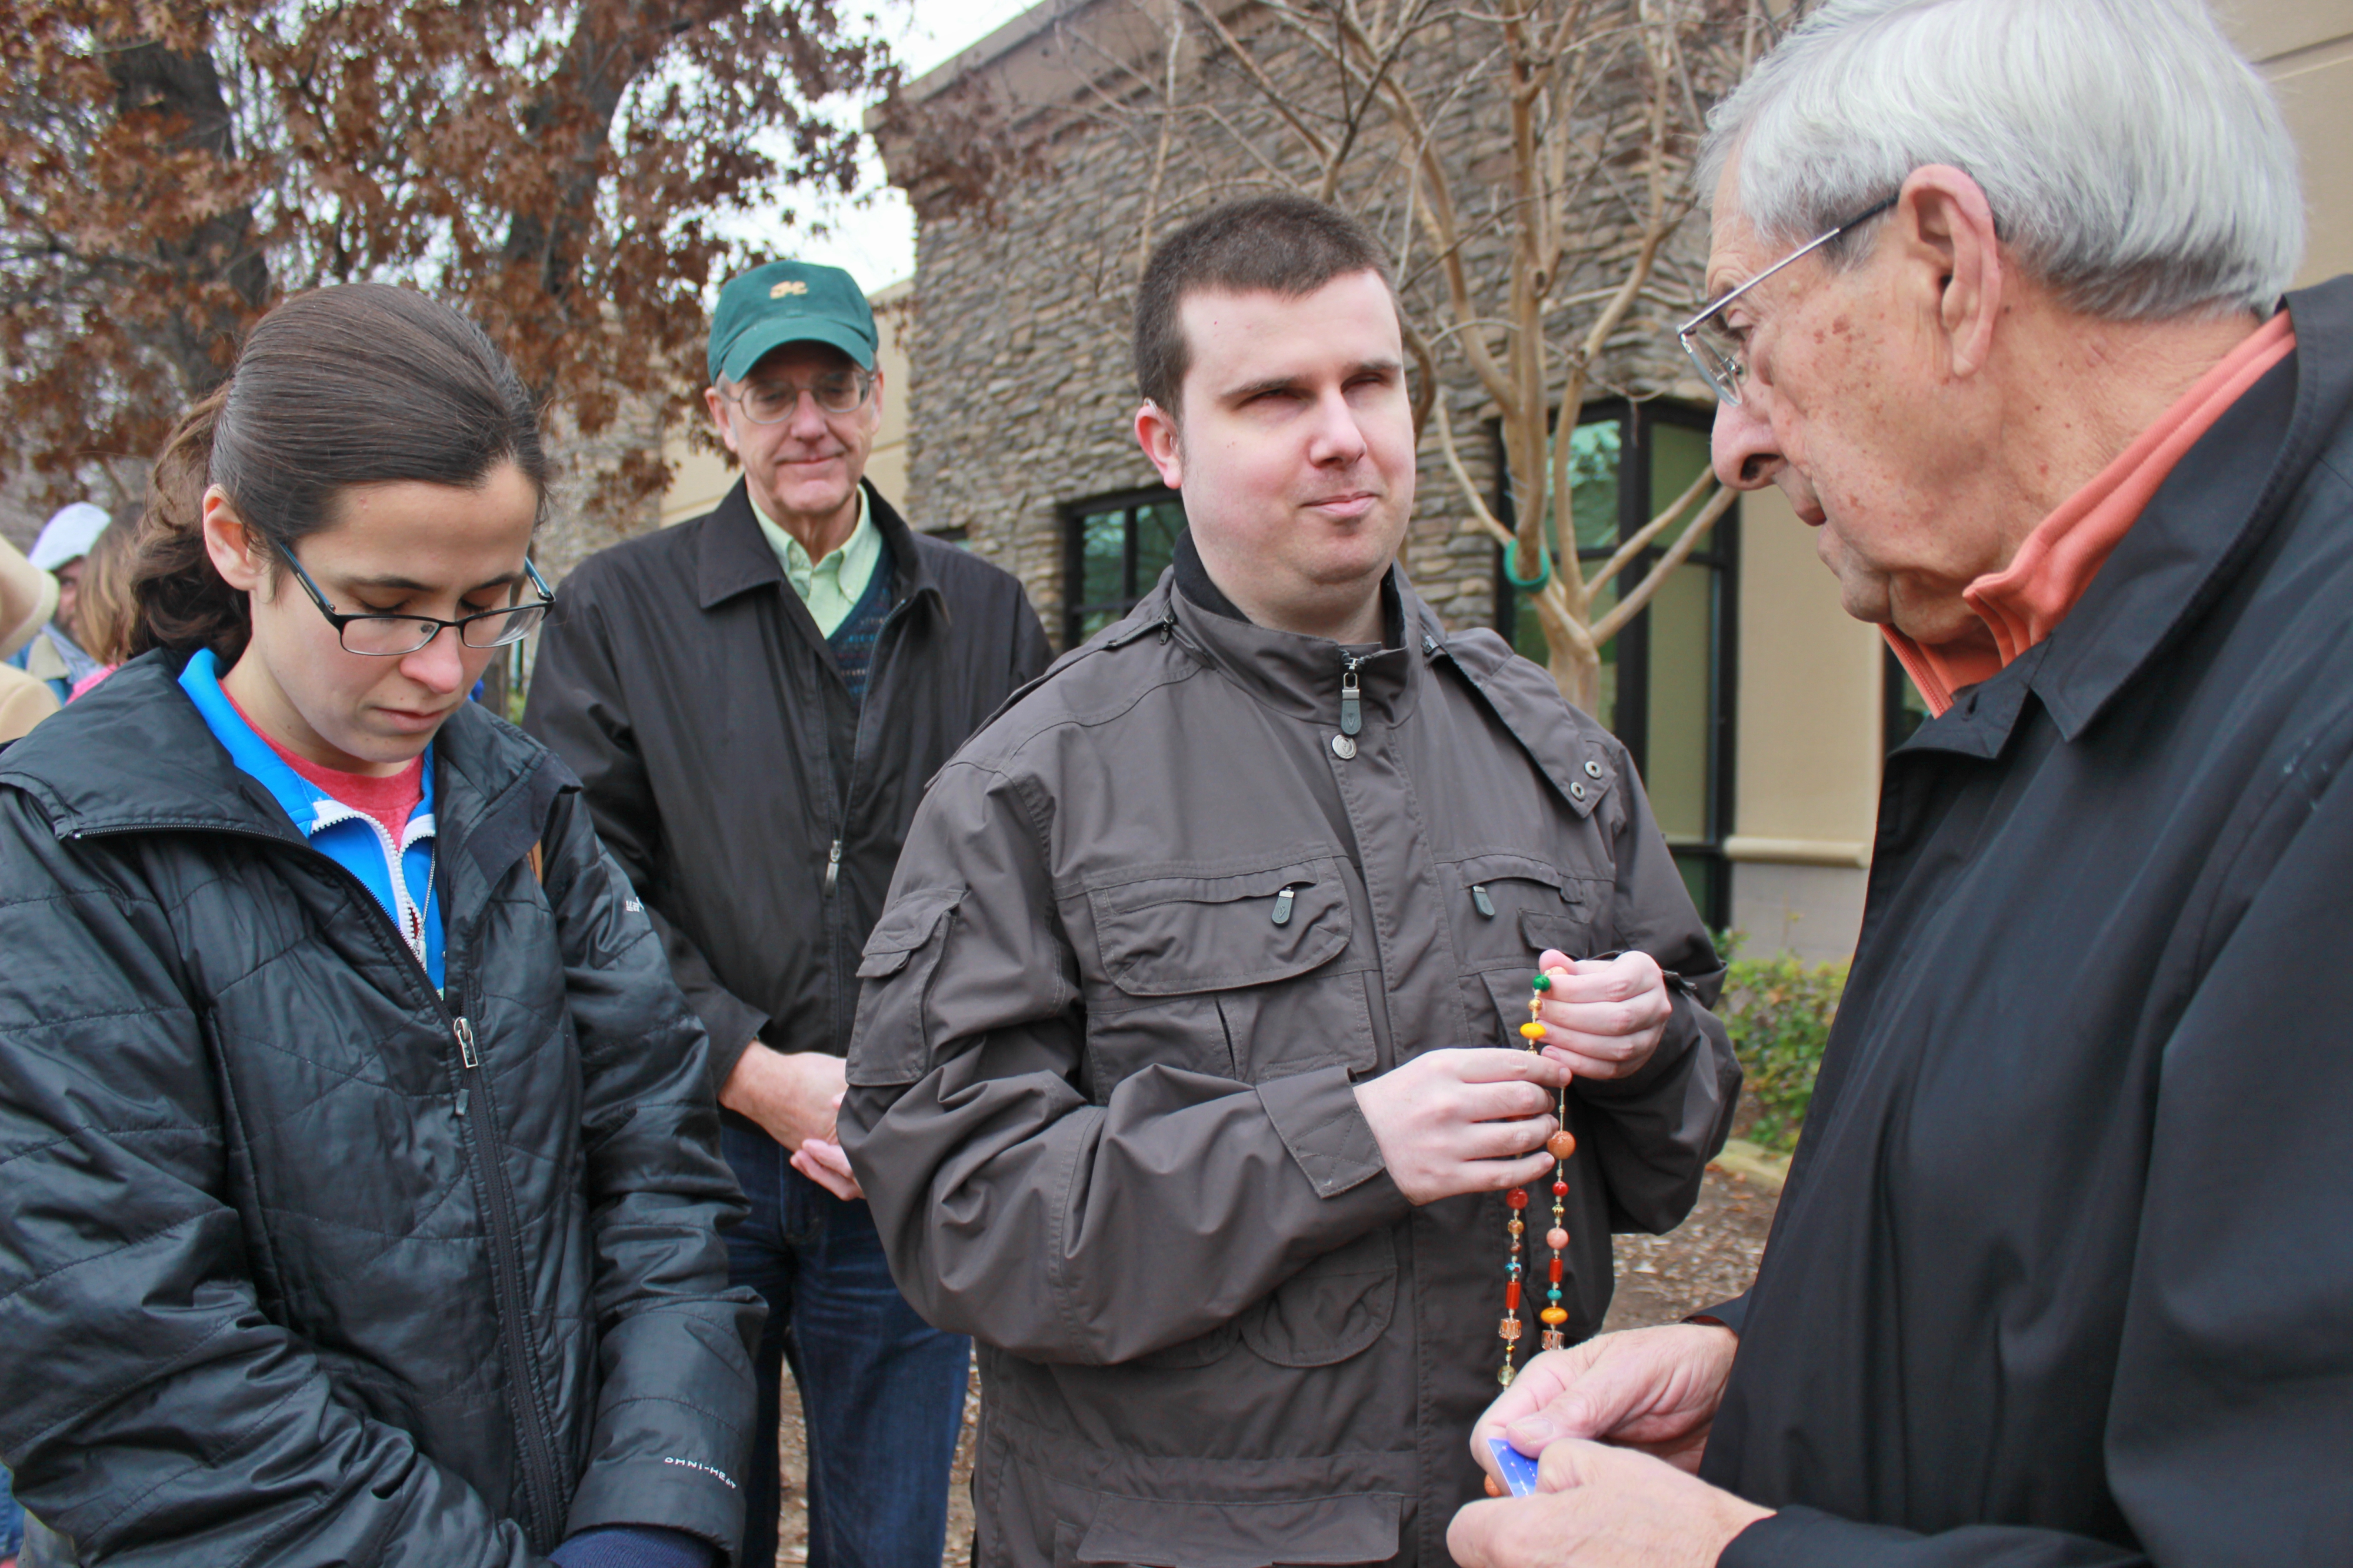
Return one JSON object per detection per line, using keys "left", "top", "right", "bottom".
{"left": 29, "top": 502, "right": 111, "bottom": 572}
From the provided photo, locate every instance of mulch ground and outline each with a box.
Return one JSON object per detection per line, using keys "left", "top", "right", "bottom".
{"left": 764, "top": 1162, "right": 1776, "bottom": 1564}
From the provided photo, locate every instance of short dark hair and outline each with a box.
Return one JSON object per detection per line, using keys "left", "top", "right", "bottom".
{"left": 129, "top": 283, "right": 549, "bottom": 662}
{"left": 1133, "top": 195, "right": 1395, "bottom": 419}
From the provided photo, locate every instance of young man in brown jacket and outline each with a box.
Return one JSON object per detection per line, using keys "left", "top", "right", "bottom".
{"left": 844, "top": 197, "right": 1738, "bottom": 1567}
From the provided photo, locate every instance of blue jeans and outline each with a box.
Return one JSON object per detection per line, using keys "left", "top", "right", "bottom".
{"left": 0, "top": 1462, "right": 20, "bottom": 1557}
{"left": 722, "top": 1121, "right": 969, "bottom": 1568}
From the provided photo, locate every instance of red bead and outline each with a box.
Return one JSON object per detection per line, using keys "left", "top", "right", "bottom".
{"left": 1548, "top": 1257, "right": 1563, "bottom": 1283}
{"left": 1505, "top": 1189, "right": 1529, "bottom": 1209}
{"left": 1552, "top": 1181, "right": 1568, "bottom": 1196}
{"left": 1506, "top": 1279, "right": 1521, "bottom": 1311}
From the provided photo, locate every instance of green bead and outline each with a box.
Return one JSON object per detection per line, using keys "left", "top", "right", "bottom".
{"left": 1531, "top": 973, "right": 1552, "bottom": 992}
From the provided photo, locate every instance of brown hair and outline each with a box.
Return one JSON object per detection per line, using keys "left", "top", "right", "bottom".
{"left": 128, "top": 283, "right": 550, "bottom": 662}
{"left": 1132, "top": 194, "right": 1395, "bottom": 421}
{"left": 69, "top": 519, "right": 140, "bottom": 666}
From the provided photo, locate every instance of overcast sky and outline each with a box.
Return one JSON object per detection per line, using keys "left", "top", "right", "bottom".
{"left": 749, "top": 0, "right": 1046, "bottom": 289}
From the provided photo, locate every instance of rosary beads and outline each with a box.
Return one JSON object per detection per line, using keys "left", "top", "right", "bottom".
{"left": 1497, "top": 970, "right": 1578, "bottom": 1388}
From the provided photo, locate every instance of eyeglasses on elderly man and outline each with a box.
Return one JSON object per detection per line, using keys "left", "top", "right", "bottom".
{"left": 1675, "top": 194, "right": 1896, "bottom": 403}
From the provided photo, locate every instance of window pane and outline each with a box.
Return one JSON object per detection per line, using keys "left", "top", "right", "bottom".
{"left": 1671, "top": 850, "right": 1719, "bottom": 929}
{"left": 1079, "top": 509, "right": 1128, "bottom": 609}
{"left": 1649, "top": 422, "right": 1715, "bottom": 554}
{"left": 1134, "top": 502, "right": 1185, "bottom": 594}
{"left": 1564, "top": 421, "right": 1621, "bottom": 553}
{"left": 1646, "top": 561, "right": 1715, "bottom": 841}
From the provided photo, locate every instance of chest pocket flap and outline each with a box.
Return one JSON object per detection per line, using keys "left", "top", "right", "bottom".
{"left": 1090, "top": 858, "right": 1350, "bottom": 996}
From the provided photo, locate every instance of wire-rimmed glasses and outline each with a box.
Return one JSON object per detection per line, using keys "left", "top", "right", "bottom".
{"left": 1677, "top": 195, "right": 1897, "bottom": 404}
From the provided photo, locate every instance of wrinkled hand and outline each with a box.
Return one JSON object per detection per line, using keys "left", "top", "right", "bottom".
{"left": 1472, "top": 1324, "right": 1740, "bottom": 1475}
{"left": 789, "top": 1092, "right": 864, "bottom": 1200}
{"left": 720, "top": 1045, "right": 845, "bottom": 1152}
{"left": 1532, "top": 949, "right": 1671, "bottom": 1080}
{"left": 1448, "top": 1439, "right": 1771, "bottom": 1568}
{"left": 1354, "top": 1047, "right": 1574, "bottom": 1205}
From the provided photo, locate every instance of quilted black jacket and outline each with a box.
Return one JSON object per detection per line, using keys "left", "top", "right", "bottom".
{"left": 0, "top": 653, "right": 762, "bottom": 1564}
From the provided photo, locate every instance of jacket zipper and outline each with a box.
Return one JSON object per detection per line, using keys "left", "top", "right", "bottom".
{"left": 75, "top": 819, "right": 572, "bottom": 1547}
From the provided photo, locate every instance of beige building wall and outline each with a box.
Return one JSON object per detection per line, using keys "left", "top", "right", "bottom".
{"left": 658, "top": 278, "right": 914, "bottom": 528}
{"left": 1727, "top": 0, "right": 2353, "bottom": 965}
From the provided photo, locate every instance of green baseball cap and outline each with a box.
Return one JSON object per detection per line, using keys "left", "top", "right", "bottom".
{"left": 708, "top": 259, "right": 877, "bottom": 384}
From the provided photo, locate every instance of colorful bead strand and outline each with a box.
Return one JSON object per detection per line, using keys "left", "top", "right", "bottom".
{"left": 1498, "top": 972, "right": 1558, "bottom": 1386}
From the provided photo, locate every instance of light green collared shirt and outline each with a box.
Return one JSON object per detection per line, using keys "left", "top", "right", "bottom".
{"left": 750, "top": 487, "right": 882, "bottom": 638}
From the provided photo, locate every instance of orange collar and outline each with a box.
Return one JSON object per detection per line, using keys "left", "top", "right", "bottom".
{"left": 1887, "top": 312, "right": 2297, "bottom": 717}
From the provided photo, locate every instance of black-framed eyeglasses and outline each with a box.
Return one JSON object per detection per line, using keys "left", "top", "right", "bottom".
{"left": 281, "top": 549, "right": 555, "bottom": 656}
{"left": 1677, "top": 195, "right": 1898, "bottom": 405}
{"left": 726, "top": 368, "right": 875, "bottom": 425}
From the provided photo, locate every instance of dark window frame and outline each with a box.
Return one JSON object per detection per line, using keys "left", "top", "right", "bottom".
{"left": 1059, "top": 484, "right": 1185, "bottom": 649}
{"left": 1493, "top": 399, "right": 1739, "bottom": 929}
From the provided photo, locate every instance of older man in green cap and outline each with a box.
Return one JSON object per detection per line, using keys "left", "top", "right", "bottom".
{"left": 526, "top": 258, "right": 1049, "bottom": 1567}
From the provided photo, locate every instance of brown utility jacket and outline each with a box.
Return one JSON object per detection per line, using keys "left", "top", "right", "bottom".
{"left": 842, "top": 563, "right": 1739, "bottom": 1567}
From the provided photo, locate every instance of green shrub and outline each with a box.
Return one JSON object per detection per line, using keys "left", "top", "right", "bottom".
{"left": 1715, "top": 945, "right": 1848, "bottom": 1155}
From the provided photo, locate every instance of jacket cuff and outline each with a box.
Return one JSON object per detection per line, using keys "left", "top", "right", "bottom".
{"left": 565, "top": 1456, "right": 744, "bottom": 1563}
{"left": 1575, "top": 987, "right": 1704, "bottom": 1105}
{"left": 1258, "top": 1065, "right": 1394, "bottom": 1200}
{"left": 692, "top": 989, "right": 772, "bottom": 1096}
{"left": 1719, "top": 1506, "right": 1924, "bottom": 1566}
{"left": 1689, "top": 1290, "right": 1749, "bottom": 1336}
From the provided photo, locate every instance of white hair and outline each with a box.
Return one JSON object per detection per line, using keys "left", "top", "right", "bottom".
{"left": 1700, "top": 0, "right": 2305, "bottom": 320}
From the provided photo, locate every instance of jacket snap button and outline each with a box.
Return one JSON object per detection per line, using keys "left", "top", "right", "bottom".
{"left": 1570, "top": 782, "right": 1587, "bottom": 800}
{"left": 1331, "top": 735, "right": 1358, "bottom": 760}
{"left": 1584, "top": 760, "right": 1602, "bottom": 778}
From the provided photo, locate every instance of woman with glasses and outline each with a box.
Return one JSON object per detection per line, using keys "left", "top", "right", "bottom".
{"left": 0, "top": 284, "right": 758, "bottom": 1568}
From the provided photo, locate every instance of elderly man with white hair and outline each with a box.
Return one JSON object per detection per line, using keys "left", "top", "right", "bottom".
{"left": 1452, "top": 2, "right": 2347, "bottom": 1565}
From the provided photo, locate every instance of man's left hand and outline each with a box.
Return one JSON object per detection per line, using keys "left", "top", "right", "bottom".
{"left": 1448, "top": 1438, "right": 1770, "bottom": 1568}
{"left": 788, "top": 1090, "right": 865, "bottom": 1200}
{"left": 1532, "top": 949, "right": 1672, "bottom": 1080}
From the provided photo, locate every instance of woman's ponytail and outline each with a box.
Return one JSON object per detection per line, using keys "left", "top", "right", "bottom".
{"left": 125, "top": 383, "right": 246, "bottom": 661}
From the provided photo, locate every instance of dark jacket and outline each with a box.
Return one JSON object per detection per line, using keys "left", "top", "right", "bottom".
{"left": 0, "top": 655, "right": 762, "bottom": 1565}
{"left": 1704, "top": 279, "right": 2353, "bottom": 1566}
{"left": 523, "top": 479, "right": 1051, "bottom": 1105}
{"left": 844, "top": 566, "right": 1740, "bottom": 1567}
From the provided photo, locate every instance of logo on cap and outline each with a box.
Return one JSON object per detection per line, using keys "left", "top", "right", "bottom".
{"left": 770, "top": 280, "right": 809, "bottom": 298}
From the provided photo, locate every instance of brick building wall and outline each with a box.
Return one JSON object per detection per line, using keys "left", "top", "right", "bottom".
{"left": 883, "top": 0, "right": 1722, "bottom": 647}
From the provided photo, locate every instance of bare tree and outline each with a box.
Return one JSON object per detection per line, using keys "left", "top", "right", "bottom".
{"left": 881, "top": 0, "right": 1797, "bottom": 710}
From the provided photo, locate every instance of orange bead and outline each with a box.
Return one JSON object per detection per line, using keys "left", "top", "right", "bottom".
{"left": 1547, "top": 1130, "right": 1577, "bottom": 1160}
{"left": 1519, "top": 1021, "right": 1548, "bottom": 1040}
{"left": 1485, "top": 1474, "right": 1506, "bottom": 1498}
{"left": 1540, "top": 1306, "right": 1569, "bottom": 1325}
{"left": 1506, "top": 1279, "right": 1521, "bottom": 1311}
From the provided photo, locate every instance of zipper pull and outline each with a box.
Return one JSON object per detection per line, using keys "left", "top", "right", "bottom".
{"left": 824, "top": 839, "right": 843, "bottom": 895}
{"left": 1339, "top": 657, "right": 1364, "bottom": 737}
{"left": 1272, "top": 885, "right": 1298, "bottom": 926}
{"left": 455, "top": 1016, "right": 479, "bottom": 1070}
{"left": 454, "top": 1088, "right": 469, "bottom": 1118}
{"left": 1471, "top": 883, "right": 1496, "bottom": 919}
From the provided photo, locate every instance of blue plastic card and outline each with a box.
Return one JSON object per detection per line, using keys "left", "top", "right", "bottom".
{"left": 1487, "top": 1436, "right": 1542, "bottom": 1497}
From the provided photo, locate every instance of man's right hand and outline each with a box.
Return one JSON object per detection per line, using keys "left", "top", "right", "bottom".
{"left": 1354, "top": 1047, "right": 1574, "bottom": 1205}
{"left": 1469, "top": 1323, "right": 1741, "bottom": 1476}
{"left": 720, "top": 1042, "right": 846, "bottom": 1151}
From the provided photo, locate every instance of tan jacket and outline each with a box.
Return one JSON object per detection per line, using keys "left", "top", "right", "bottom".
{"left": 844, "top": 563, "right": 1738, "bottom": 1568}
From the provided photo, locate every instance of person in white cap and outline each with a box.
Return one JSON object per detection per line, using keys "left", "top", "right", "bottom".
{"left": 10, "top": 502, "right": 111, "bottom": 703}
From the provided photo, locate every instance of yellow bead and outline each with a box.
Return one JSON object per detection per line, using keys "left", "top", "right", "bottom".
{"left": 1519, "top": 1022, "right": 1547, "bottom": 1040}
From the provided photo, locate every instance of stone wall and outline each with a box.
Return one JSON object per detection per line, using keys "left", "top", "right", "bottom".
{"left": 886, "top": 0, "right": 1723, "bottom": 648}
